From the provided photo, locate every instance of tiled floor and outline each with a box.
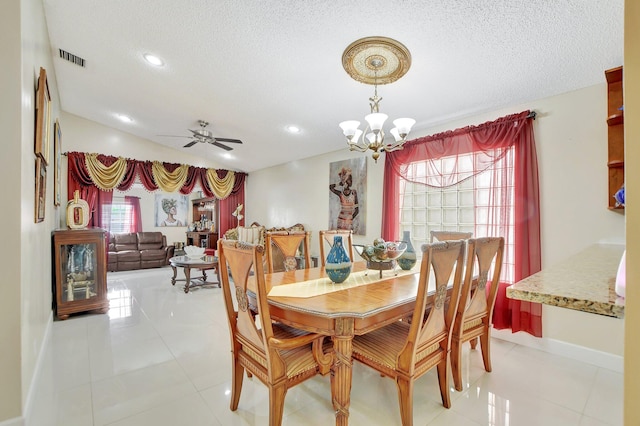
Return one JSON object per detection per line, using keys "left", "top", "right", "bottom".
{"left": 31, "top": 267, "right": 622, "bottom": 425}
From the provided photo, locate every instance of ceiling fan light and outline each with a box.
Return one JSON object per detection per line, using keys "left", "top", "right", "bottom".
{"left": 365, "top": 113, "right": 388, "bottom": 132}
{"left": 392, "top": 118, "right": 416, "bottom": 136}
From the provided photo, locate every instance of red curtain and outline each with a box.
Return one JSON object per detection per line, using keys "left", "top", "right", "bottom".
{"left": 67, "top": 152, "right": 246, "bottom": 240}
{"left": 124, "top": 196, "right": 143, "bottom": 233}
{"left": 218, "top": 172, "right": 246, "bottom": 239}
{"left": 382, "top": 111, "right": 542, "bottom": 337}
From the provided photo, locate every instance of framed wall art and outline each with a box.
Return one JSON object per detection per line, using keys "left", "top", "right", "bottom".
{"left": 54, "top": 119, "right": 62, "bottom": 206}
{"left": 34, "top": 67, "right": 51, "bottom": 165}
{"left": 35, "top": 157, "right": 47, "bottom": 223}
{"left": 329, "top": 157, "right": 367, "bottom": 235}
{"left": 155, "top": 193, "right": 188, "bottom": 227}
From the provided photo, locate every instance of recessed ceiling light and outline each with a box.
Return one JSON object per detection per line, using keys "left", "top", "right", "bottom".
{"left": 143, "top": 53, "right": 164, "bottom": 66}
{"left": 286, "top": 125, "right": 301, "bottom": 133}
{"left": 116, "top": 114, "right": 133, "bottom": 123}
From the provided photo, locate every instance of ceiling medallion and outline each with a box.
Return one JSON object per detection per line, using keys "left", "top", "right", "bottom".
{"left": 341, "top": 36, "right": 411, "bottom": 85}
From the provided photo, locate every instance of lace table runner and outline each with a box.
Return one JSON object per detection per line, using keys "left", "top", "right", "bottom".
{"left": 268, "top": 266, "right": 419, "bottom": 298}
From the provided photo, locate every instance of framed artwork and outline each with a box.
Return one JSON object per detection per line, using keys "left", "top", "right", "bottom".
{"left": 54, "top": 119, "right": 62, "bottom": 206}
{"left": 35, "top": 157, "right": 47, "bottom": 223}
{"left": 329, "top": 157, "right": 367, "bottom": 235}
{"left": 34, "top": 67, "right": 51, "bottom": 165}
{"left": 155, "top": 193, "right": 188, "bottom": 227}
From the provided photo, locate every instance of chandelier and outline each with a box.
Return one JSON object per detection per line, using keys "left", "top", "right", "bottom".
{"left": 339, "top": 37, "right": 415, "bottom": 163}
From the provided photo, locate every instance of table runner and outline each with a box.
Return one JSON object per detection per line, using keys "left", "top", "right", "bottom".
{"left": 268, "top": 266, "right": 419, "bottom": 298}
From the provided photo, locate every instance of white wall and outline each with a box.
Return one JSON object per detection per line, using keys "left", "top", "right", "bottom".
{"left": 1, "top": 0, "right": 25, "bottom": 421}
{"left": 247, "top": 84, "right": 626, "bottom": 356}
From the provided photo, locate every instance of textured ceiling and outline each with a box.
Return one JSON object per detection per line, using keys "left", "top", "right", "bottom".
{"left": 42, "top": 0, "right": 624, "bottom": 172}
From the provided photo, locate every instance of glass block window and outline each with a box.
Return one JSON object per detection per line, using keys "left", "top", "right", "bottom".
{"left": 399, "top": 150, "right": 515, "bottom": 284}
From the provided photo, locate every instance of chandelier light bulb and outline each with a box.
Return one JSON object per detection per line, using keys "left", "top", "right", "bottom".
{"left": 393, "top": 118, "right": 416, "bottom": 137}
{"left": 365, "top": 113, "right": 388, "bottom": 132}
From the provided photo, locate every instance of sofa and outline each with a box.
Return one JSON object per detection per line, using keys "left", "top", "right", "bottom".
{"left": 108, "top": 232, "right": 175, "bottom": 272}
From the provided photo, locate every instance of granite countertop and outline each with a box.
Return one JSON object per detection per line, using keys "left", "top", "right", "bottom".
{"left": 506, "top": 243, "right": 625, "bottom": 318}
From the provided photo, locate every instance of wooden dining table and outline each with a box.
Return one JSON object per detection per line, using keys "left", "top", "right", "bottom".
{"left": 249, "top": 261, "right": 424, "bottom": 426}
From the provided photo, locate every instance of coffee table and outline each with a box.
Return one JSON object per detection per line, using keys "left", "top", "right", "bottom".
{"left": 169, "top": 255, "right": 220, "bottom": 293}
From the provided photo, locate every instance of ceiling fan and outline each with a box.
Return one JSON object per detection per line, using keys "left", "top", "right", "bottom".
{"left": 159, "top": 120, "right": 242, "bottom": 151}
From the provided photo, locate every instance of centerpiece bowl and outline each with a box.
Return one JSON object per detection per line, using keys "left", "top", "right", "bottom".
{"left": 354, "top": 240, "right": 407, "bottom": 278}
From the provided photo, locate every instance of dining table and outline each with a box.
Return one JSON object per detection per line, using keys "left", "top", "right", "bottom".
{"left": 249, "top": 261, "right": 427, "bottom": 426}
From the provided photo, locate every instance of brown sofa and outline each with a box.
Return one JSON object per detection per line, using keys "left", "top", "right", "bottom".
{"left": 108, "top": 232, "right": 175, "bottom": 272}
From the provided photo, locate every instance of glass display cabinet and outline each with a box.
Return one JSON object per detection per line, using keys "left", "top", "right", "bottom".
{"left": 52, "top": 228, "right": 109, "bottom": 320}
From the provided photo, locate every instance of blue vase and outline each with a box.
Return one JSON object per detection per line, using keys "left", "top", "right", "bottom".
{"left": 397, "top": 230, "right": 417, "bottom": 270}
{"left": 325, "top": 236, "right": 352, "bottom": 283}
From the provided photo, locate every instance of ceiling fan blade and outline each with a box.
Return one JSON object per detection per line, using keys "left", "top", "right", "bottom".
{"left": 183, "top": 140, "right": 199, "bottom": 148}
{"left": 157, "top": 134, "right": 192, "bottom": 138}
{"left": 212, "top": 141, "right": 233, "bottom": 151}
{"left": 214, "top": 137, "right": 243, "bottom": 144}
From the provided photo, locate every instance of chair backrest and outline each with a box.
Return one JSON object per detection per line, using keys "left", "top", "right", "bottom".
{"left": 319, "top": 230, "right": 354, "bottom": 266}
{"left": 217, "top": 239, "right": 283, "bottom": 372}
{"left": 454, "top": 237, "right": 505, "bottom": 336}
{"left": 265, "top": 230, "right": 311, "bottom": 273}
{"left": 396, "top": 240, "right": 465, "bottom": 373}
{"left": 430, "top": 230, "right": 473, "bottom": 242}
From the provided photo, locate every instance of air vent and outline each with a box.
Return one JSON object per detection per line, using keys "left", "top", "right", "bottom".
{"left": 58, "top": 49, "right": 86, "bottom": 67}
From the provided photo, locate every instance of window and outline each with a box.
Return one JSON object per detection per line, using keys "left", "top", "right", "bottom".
{"left": 103, "top": 201, "right": 134, "bottom": 234}
{"left": 399, "top": 149, "right": 515, "bottom": 284}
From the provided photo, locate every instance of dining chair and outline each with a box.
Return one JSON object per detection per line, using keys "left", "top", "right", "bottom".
{"left": 265, "top": 230, "right": 311, "bottom": 273}
{"left": 217, "top": 239, "right": 332, "bottom": 426}
{"left": 351, "top": 240, "right": 466, "bottom": 425}
{"left": 450, "top": 237, "right": 505, "bottom": 392}
{"left": 430, "top": 230, "right": 473, "bottom": 242}
{"left": 319, "top": 229, "right": 354, "bottom": 266}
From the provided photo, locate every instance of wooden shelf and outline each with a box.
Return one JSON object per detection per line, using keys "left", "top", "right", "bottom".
{"left": 605, "top": 66, "right": 624, "bottom": 211}
{"left": 607, "top": 113, "right": 624, "bottom": 126}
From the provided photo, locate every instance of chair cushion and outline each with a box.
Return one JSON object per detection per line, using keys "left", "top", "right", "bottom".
{"left": 352, "top": 321, "right": 410, "bottom": 370}
{"left": 237, "top": 225, "right": 266, "bottom": 247}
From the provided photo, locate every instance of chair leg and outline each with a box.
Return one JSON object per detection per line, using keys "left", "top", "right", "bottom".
{"left": 396, "top": 377, "right": 414, "bottom": 426}
{"left": 436, "top": 359, "right": 452, "bottom": 408}
{"left": 480, "top": 329, "right": 492, "bottom": 372}
{"left": 269, "top": 383, "right": 287, "bottom": 426}
{"left": 450, "top": 337, "right": 463, "bottom": 392}
{"left": 230, "top": 356, "right": 244, "bottom": 411}
{"left": 469, "top": 337, "right": 478, "bottom": 350}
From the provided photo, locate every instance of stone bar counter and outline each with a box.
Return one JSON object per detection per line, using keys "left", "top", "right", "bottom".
{"left": 507, "top": 243, "right": 625, "bottom": 318}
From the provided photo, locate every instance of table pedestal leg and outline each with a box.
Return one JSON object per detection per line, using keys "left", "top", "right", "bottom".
{"left": 171, "top": 266, "right": 177, "bottom": 285}
{"left": 183, "top": 267, "right": 191, "bottom": 293}
{"left": 331, "top": 317, "right": 354, "bottom": 426}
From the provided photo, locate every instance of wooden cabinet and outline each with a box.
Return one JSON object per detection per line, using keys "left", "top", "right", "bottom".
{"left": 191, "top": 197, "right": 218, "bottom": 225}
{"left": 605, "top": 66, "right": 624, "bottom": 211}
{"left": 52, "top": 228, "right": 109, "bottom": 320}
{"left": 186, "top": 231, "right": 218, "bottom": 250}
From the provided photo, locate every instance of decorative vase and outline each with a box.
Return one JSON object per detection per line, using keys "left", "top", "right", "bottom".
{"left": 615, "top": 250, "right": 626, "bottom": 298}
{"left": 397, "top": 230, "right": 417, "bottom": 270}
{"left": 325, "top": 236, "right": 352, "bottom": 283}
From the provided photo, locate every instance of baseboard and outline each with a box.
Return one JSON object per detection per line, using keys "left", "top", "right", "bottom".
{"left": 21, "top": 313, "right": 53, "bottom": 426}
{"left": 0, "top": 416, "right": 24, "bottom": 426}
{"left": 492, "top": 328, "right": 623, "bottom": 373}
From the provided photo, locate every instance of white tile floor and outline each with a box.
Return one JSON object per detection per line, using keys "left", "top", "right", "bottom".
{"left": 31, "top": 267, "right": 623, "bottom": 426}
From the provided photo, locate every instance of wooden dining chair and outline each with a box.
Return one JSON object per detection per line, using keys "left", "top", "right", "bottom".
{"left": 351, "top": 240, "right": 466, "bottom": 425}
{"left": 319, "top": 229, "right": 354, "bottom": 266}
{"left": 430, "top": 230, "right": 473, "bottom": 242}
{"left": 265, "top": 230, "right": 311, "bottom": 273}
{"left": 450, "top": 237, "right": 505, "bottom": 392}
{"left": 217, "top": 239, "right": 332, "bottom": 426}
